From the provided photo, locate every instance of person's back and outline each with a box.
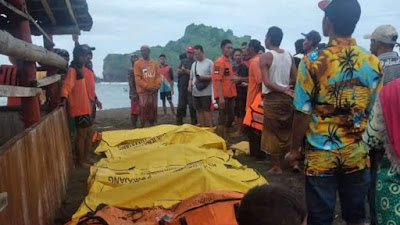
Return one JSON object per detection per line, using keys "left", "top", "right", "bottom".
{"left": 262, "top": 50, "right": 292, "bottom": 95}
{"left": 287, "top": 1, "right": 384, "bottom": 224}
{"left": 296, "top": 40, "right": 382, "bottom": 151}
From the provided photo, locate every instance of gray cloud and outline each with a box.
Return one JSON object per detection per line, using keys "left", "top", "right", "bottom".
{"left": 0, "top": 0, "right": 399, "bottom": 78}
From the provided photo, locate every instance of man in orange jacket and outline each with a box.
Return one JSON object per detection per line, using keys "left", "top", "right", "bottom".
{"left": 61, "top": 44, "right": 94, "bottom": 168}
{"left": 83, "top": 47, "right": 102, "bottom": 121}
{"left": 134, "top": 45, "right": 161, "bottom": 127}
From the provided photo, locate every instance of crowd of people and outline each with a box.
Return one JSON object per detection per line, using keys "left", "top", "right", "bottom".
{"left": 55, "top": 0, "right": 400, "bottom": 224}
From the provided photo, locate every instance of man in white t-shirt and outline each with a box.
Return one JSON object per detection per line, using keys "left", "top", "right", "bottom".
{"left": 188, "top": 45, "right": 214, "bottom": 127}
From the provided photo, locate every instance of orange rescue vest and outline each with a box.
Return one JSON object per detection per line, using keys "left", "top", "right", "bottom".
{"left": 243, "top": 92, "right": 264, "bottom": 131}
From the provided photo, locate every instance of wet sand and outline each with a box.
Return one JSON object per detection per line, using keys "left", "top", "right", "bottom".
{"left": 54, "top": 107, "right": 346, "bottom": 225}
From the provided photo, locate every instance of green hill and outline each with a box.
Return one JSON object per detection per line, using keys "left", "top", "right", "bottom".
{"left": 102, "top": 24, "right": 251, "bottom": 82}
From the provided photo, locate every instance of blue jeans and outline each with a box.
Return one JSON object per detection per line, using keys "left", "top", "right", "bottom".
{"left": 306, "top": 168, "right": 371, "bottom": 225}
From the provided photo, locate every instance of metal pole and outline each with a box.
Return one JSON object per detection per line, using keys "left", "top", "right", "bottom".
{"left": 10, "top": 0, "right": 40, "bottom": 128}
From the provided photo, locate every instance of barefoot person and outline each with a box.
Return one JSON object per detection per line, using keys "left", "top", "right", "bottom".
{"left": 128, "top": 54, "right": 140, "bottom": 128}
{"left": 60, "top": 44, "right": 94, "bottom": 168}
{"left": 212, "top": 39, "right": 237, "bottom": 140}
{"left": 134, "top": 45, "right": 161, "bottom": 128}
{"left": 243, "top": 40, "right": 266, "bottom": 160}
{"left": 286, "top": 1, "right": 383, "bottom": 224}
{"left": 260, "top": 26, "right": 297, "bottom": 175}
{"left": 189, "top": 45, "right": 214, "bottom": 128}
{"left": 232, "top": 48, "right": 249, "bottom": 137}
{"left": 159, "top": 54, "right": 175, "bottom": 118}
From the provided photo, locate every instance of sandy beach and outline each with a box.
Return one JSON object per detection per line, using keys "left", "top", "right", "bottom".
{"left": 54, "top": 107, "right": 346, "bottom": 225}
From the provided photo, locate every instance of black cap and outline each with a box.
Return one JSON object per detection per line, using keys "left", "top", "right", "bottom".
{"left": 73, "top": 44, "right": 92, "bottom": 56}
{"left": 301, "top": 30, "right": 322, "bottom": 45}
{"left": 319, "top": 0, "right": 361, "bottom": 27}
{"left": 82, "top": 44, "right": 96, "bottom": 51}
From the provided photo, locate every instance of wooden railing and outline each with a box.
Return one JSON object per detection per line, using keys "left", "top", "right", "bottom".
{"left": 0, "top": 106, "right": 73, "bottom": 225}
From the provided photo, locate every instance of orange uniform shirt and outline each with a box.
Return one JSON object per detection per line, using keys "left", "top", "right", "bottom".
{"left": 134, "top": 59, "right": 161, "bottom": 94}
{"left": 83, "top": 67, "right": 97, "bottom": 101}
{"left": 212, "top": 55, "right": 237, "bottom": 99}
{"left": 61, "top": 67, "right": 91, "bottom": 117}
{"left": 246, "top": 55, "right": 262, "bottom": 110}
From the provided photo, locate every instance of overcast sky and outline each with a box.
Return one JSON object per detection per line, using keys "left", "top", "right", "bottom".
{"left": 1, "top": 0, "right": 399, "bottom": 78}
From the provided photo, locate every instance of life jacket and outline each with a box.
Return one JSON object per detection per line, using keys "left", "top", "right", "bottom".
{"left": 0, "top": 65, "right": 20, "bottom": 106}
{"left": 243, "top": 92, "right": 264, "bottom": 131}
{"left": 75, "top": 191, "right": 243, "bottom": 225}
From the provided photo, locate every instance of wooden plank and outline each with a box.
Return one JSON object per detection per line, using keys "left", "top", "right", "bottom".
{"left": 40, "top": 0, "right": 56, "bottom": 25}
{"left": 0, "top": 0, "right": 30, "bottom": 20}
{"left": 31, "top": 25, "right": 81, "bottom": 35}
{"left": 0, "top": 85, "right": 41, "bottom": 97}
{"left": 65, "top": 0, "right": 78, "bottom": 25}
{"left": 0, "top": 107, "right": 73, "bottom": 225}
{"left": 0, "top": 0, "right": 54, "bottom": 45}
{"left": 0, "top": 30, "right": 67, "bottom": 68}
{"left": 35, "top": 74, "right": 61, "bottom": 87}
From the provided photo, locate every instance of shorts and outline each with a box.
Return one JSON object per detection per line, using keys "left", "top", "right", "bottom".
{"left": 139, "top": 92, "right": 158, "bottom": 124}
{"left": 74, "top": 114, "right": 92, "bottom": 128}
{"left": 131, "top": 98, "right": 140, "bottom": 115}
{"left": 234, "top": 96, "right": 247, "bottom": 118}
{"left": 217, "top": 97, "right": 235, "bottom": 127}
{"left": 193, "top": 96, "right": 211, "bottom": 111}
{"left": 306, "top": 168, "right": 371, "bottom": 225}
{"left": 160, "top": 92, "right": 172, "bottom": 101}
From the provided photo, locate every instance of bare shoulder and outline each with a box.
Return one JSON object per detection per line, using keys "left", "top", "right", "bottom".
{"left": 260, "top": 53, "right": 273, "bottom": 65}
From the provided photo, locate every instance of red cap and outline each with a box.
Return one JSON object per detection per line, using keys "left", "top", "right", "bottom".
{"left": 318, "top": 0, "right": 331, "bottom": 11}
{"left": 186, "top": 45, "right": 194, "bottom": 53}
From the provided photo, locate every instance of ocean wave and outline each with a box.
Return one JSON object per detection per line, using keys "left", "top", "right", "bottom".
{"left": 98, "top": 82, "right": 129, "bottom": 85}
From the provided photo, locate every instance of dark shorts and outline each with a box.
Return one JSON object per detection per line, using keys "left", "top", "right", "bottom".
{"left": 193, "top": 96, "right": 211, "bottom": 111}
{"left": 160, "top": 92, "right": 172, "bottom": 101}
{"left": 234, "top": 96, "right": 247, "bottom": 118}
{"left": 306, "top": 168, "right": 371, "bottom": 225}
{"left": 218, "top": 98, "right": 235, "bottom": 127}
{"left": 74, "top": 114, "right": 92, "bottom": 128}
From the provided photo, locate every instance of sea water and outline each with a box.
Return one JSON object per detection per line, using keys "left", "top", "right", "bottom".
{"left": 0, "top": 83, "right": 179, "bottom": 110}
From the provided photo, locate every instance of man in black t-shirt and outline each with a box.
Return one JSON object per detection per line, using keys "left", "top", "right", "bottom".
{"left": 176, "top": 46, "right": 197, "bottom": 125}
{"left": 232, "top": 48, "right": 249, "bottom": 137}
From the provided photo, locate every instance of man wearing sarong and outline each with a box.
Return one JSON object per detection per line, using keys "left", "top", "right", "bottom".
{"left": 134, "top": 45, "right": 161, "bottom": 128}
{"left": 260, "top": 26, "right": 297, "bottom": 175}
{"left": 128, "top": 54, "right": 140, "bottom": 128}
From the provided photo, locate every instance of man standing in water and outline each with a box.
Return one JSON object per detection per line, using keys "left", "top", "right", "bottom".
{"left": 134, "top": 45, "right": 161, "bottom": 128}
{"left": 260, "top": 26, "right": 297, "bottom": 175}
{"left": 176, "top": 46, "right": 197, "bottom": 125}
